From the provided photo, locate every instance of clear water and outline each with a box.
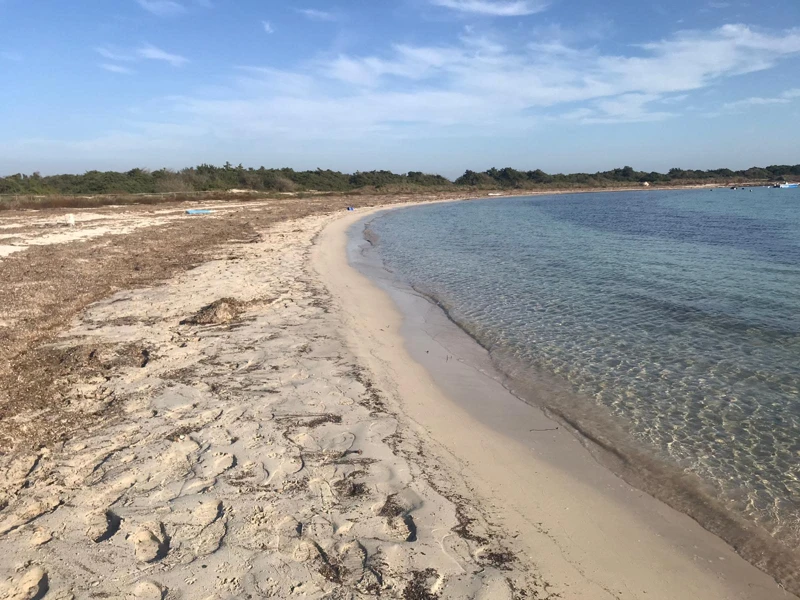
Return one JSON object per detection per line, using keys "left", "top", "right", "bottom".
{"left": 368, "top": 188, "right": 800, "bottom": 544}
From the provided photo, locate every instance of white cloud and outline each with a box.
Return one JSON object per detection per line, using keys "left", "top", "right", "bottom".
{"left": 659, "top": 94, "right": 689, "bottom": 104}
{"left": 136, "top": 0, "right": 186, "bottom": 16}
{"left": 573, "top": 94, "right": 675, "bottom": 124}
{"left": 100, "top": 63, "right": 135, "bottom": 74}
{"left": 315, "top": 25, "right": 800, "bottom": 104}
{"left": 262, "top": 20, "right": 274, "bottom": 34}
{"left": 96, "top": 45, "right": 187, "bottom": 68}
{"left": 597, "top": 24, "right": 800, "bottom": 97}
{"left": 95, "top": 47, "right": 136, "bottom": 61}
{"left": 137, "top": 44, "right": 189, "bottom": 66}
{"left": 1, "top": 51, "right": 23, "bottom": 61}
{"left": 297, "top": 8, "right": 337, "bottom": 21}
{"left": 722, "top": 87, "right": 800, "bottom": 111}
{"left": 325, "top": 44, "right": 464, "bottom": 86}
{"left": 71, "top": 24, "right": 800, "bottom": 149}
{"left": 431, "top": 0, "right": 549, "bottom": 16}
{"left": 723, "top": 97, "right": 790, "bottom": 109}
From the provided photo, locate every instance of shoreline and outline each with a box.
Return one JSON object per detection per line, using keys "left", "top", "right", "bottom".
{"left": 0, "top": 181, "right": 737, "bottom": 213}
{"left": 0, "top": 193, "right": 795, "bottom": 598}
{"left": 353, "top": 199, "right": 800, "bottom": 594}
{"left": 314, "top": 203, "right": 798, "bottom": 599}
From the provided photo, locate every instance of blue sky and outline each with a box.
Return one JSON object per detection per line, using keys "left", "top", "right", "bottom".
{"left": 1, "top": 0, "right": 799, "bottom": 176}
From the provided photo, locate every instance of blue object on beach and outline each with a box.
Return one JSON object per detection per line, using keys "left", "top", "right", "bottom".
{"left": 186, "top": 209, "right": 213, "bottom": 215}
{"left": 347, "top": 206, "right": 355, "bottom": 211}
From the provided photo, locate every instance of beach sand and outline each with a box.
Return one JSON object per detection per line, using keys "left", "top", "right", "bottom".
{"left": 0, "top": 199, "right": 795, "bottom": 599}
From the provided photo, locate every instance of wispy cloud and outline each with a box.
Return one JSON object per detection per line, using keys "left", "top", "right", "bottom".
{"left": 159, "top": 24, "right": 800, "bottom": 140}
{"left": 136, "top": 0, "right": 186, "bottom": 16}
{"left": 137, "top": 44, "right": 189, "bottom": 66}
{"left": 722, "top": 88, "right": 800, "bottom": 111}
{"left": 0, "top": 51, "right": 23, "bottom": 61}
{"left": 95, "top": 46, "right": 136, "bottom": 62}
{"left": 96, "top": 44, "right": 188, "bottom": 67}
{"left": 297, "top": 8, "right": 337, "bottom": 21}
{"left": 565, "top": 94, "right": 676, "bottom": 124}
{"left": 262, "top": 20, "right": 274, "bottom": 34}
{"left": 659, "top": 94, "right": 689, "bottom": 104}
{"left": 69, "top": 23, "right": 800, "bottom": 157}
{"left": 431, "top": 0, "right": 549, "bottom": 16}
{"left": 100, "top": 63, "right": 135, "bottom": 74}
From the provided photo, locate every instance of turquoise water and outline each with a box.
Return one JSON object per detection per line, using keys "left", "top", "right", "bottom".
{"left": 368, "top": 188, "right": 800, "bottom": 544}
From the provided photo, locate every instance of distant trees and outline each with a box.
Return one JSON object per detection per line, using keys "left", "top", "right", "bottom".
{"left": 453, "top": 164, "right": 799, "bottom": 189}
{"left": 454, "top": 170, "right": 493, "bottom": 186}
{"left": 1, "top": 163, "right": 797, "bottom": 196}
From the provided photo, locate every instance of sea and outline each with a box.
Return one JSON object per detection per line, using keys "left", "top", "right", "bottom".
{"left": 363, "top": 187, "right": 800, "bottom": 553}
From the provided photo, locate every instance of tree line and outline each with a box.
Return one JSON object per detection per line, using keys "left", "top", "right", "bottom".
{"left": 453, "top": 165, "right": 800, "bottom": 188}
{"left": 2, "top": 162, "right": 799, "bottom": 196}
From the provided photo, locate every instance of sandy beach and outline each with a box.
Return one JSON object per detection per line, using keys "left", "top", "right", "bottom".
{"left": 0, "top": 198, "right": 796, "bottom": 599}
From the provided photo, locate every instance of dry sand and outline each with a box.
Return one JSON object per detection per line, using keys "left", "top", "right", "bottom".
{"left": 0, "top": 204, "right": 538, "bottom": 599}
{"left": 0, "top": 199, "right": 795, "bottom": 599}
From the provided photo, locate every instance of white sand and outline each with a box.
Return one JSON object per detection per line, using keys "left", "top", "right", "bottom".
{"left": 0, "top": 205, "right": 794, "bottom": 599}
{"left": 0, "top": 212, "right": 537, "bottom": 599}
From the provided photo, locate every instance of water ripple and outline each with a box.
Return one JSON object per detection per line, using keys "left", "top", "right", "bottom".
{"left": 371, "top": 188, "right": 800, "bottom": 543}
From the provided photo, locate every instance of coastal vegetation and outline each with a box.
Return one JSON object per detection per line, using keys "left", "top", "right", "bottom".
{"left": 2, "top": 163, "right": 799, "bottom": 198}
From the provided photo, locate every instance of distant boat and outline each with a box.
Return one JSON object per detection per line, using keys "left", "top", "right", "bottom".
{"left": 779, "top": 183, "right": 799, "bottom": 189}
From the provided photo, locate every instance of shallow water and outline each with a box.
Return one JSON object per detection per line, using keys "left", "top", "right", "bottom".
{"left": 369, "top": 188, "right": 800, "bottom": 544}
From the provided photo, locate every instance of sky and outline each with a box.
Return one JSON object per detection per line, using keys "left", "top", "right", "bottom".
{"left": 1, "top": 0, "right": 799, "bottom": 177}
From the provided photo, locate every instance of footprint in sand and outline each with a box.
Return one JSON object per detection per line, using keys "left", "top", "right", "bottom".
{"left": 377, "top": 493, "right": 420, "bottom": 542}
{"left": 386, "top": 513, "right": 416, "bottom": 542}
{"left": 227, "top": 460, "right": 270, "bottom": 489}
{"left": 161, "top": 499, "right": 226, "bottom": 560}
{"left": 307, "top": 477, "right": 335, "bottom": 510}
{"left": 178, "top": 478, "right": 215, "bottom": 497}
{"left": 0, "top": 495, "right": 62, "bottom": 536}
{"left": 5, "top": 566, "right": 48, "bottom": 600}
{"left": 303, "top": 514, "right": 335, "bottom": 544}
{"left": 274, "top": 515, "right": 302, "bottom": 550}
{"left": 440, "top": 533, "right": 473, "bottom": 572}
{"left": 193, "top": 499, "right": 223, "bottom": 528}
{"left": 29, "top": 528, "right": 53, "bottom": 548}
{"left": 316, "top": 431, "right": 356, "bottom": 454}
{"left": 203, "top": 452, "right": 237, "bottom": 478}
{"left": 191, "top": 518, "right": 227, "bottom": 558}
{"left": 86, "top": 509, "right": 121, "bottom": 543}
{"left": 130, "top": 580, "right": 166, "bottom": 600}
{"left": 335, "top": 541, "right": 368, "bottom": 586}
{"left": 3, "top": 454, "right": 41, "bottom": 494}
{"left": 131, "top": 522, "right": 169, "bottom": 563}
{"left": 475, "top": 576, "right": 514, "bottom": 600}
